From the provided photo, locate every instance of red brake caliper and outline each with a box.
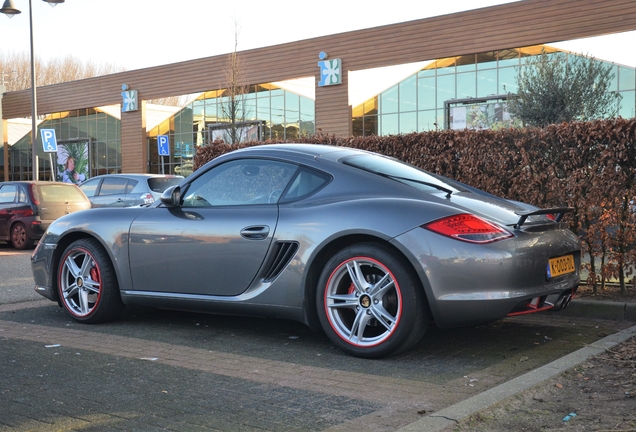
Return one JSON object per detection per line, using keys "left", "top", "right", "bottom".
{"left": 90, "top": 266, "right": 100, "bottom": 285}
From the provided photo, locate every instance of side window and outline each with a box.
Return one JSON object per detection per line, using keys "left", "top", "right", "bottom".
{"left": 79, "top": 178, "right": 101, "bottom": 198}
{"left": 182, "top": 159, "right": 297, "bottom": 207}
{"left": 282, "top": 167, "right": 331, "bottom": 201}
{"left": 17, "top": 186, "right": 27, "bottom": 203}
{"left": 0, "top": 185, "right": 18, "bottom": 204}
{"left": 125, "top": 180, "right": 139, "bottom": 194}
{"left": 99, "top": 177, "right": 129, "bottom": 196}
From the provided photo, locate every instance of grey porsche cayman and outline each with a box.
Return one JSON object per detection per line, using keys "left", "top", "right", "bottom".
{"left": 32, "top": 144, "right": 580, "bottom": 358}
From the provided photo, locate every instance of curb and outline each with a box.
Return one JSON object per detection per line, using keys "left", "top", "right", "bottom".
{"left": 561, "top": 299, "right": 636, "bottom": 321}
{"left": 397, "top": 324, "right": 636, "bottom": 432}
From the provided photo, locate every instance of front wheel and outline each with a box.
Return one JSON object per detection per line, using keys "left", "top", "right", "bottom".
{"left": 58, "top": 238, "right": 124, "bottom": 323}
{"left": 316, "top": 243, "right": 428, "bottom": 358}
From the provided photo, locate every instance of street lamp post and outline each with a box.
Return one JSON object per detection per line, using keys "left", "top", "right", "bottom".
{"left": 1, "top": 0, "right": 64, "bottom": 181}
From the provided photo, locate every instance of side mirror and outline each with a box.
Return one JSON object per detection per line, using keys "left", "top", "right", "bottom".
{"left": 160, "top": 185, "right": 181, "bottom": 207}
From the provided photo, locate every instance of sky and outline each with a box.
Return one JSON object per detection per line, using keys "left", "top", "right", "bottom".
{"left": 0, "top": 0, "right": 634, "bottom": 105}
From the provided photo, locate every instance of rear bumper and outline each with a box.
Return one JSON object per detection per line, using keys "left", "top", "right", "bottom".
{"left": 392, "top": 225, "right": 581, "bottom": 328}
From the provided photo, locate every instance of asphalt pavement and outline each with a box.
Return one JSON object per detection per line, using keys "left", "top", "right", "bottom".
{"left": 1, "top": 241, "right": 635, "bottom": 432}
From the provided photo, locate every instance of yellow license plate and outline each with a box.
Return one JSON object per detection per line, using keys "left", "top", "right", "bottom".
{"left": 548, "top": 255, "right": 575, "bottom": 278}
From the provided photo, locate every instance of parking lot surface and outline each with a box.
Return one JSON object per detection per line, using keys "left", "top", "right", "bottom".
{"left": 0, "top": 245, "right": 632, "bottom": 431}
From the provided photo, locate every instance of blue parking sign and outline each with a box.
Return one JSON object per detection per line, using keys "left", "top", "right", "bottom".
{"left": 41, "top": 129, "right": 58, "bottom": 153}
{"left": 158, "top": 135, "right": 170, "bottom": 156}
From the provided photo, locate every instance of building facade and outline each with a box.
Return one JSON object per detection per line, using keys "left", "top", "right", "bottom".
{"left": 2, "top": 0, "right": 636, "bottom": 180}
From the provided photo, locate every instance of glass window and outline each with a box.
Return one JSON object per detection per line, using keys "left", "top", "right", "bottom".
{"left": 619, "top": 90, "right": 635, "bottom": 118}
{"left": 400, "top": 112, "right": 417, "bottom": 133}
{"left": 457, "top": 72, "right": 476, "bottom": 99}
{"left": 79, "top": 178, "right": 101, "bottom": 197}
{"left": 380, "top": 113, "right": 399, "bottom": 135}
{"left": 456, "top": 55, "right": 476, "bottom": 73}
{"left": 477, "top": 69, "right": 498, "bottom": 97}
{"left": 271, "top": 95, "right": 285, "bottom": 124}
{"left": 364, "top": 115, "right": 378, "bottom": 136}
{"left": 619, "top": 66, "right": 635, "bottom": 91}
{"left": 418, "top": 110, "right": 438, "bottom": 131}
{"left": 282, "top": 167, "right": 331, "bottom": 201}
{"left": 36, "top": 184, "right": 87, "bottom": 204}
{"left": 476, "top": 52, "right": 498, "bottom": 70}
{"left": 499, "top": 67, "right": 518, "bottom": 94}
{"left": 381, "top": 84, "right": 399, "bottom": 114}
{"left": 608, "top": 64, "right": 618, "bottom": 92}
{"left": 182, "top": 159, "right": 297, "bottom": 207}
{"left": 257, "top": 97, "right": 270, "bottom": 121}
{"left": 418, "top": 68, "right": 436, "bottom": 78}
{"left": 125, "top": 180, "right": 139, "bottom": 193}
{"left": 17, "top": 186, "right": 26, "bottom": 202}
{"left": 0, "top": 185, "right": 17, "bottom": 203}
{"left": 498, "top": 51, "right": 520, "bottom": 68}
{"left": 418, "top": 76, "right": 436, "bottom": 110}
{"left": 352, "top": 117, "right": 363, "bottom": 136}
{"left": 341, "top": 153, "right": 460, "bottom": 194}
{"left": 99, "top": 177, "right": 129, "bottom": 195}
{"left": 399, "top": 76, "right": 417, "bottom": 112}
{"left": 437, "top": 75, "right": 455, "bottom": 108}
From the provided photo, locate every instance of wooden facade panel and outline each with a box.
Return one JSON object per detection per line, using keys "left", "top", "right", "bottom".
{"left": 120, "top": 103, "right": 147, "bottom": 173}
{"left": 2, "top": 0, "right": 635, "bottom": 140}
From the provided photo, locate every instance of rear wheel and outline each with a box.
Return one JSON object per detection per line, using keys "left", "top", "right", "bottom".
{"left": 58, "top": 238, "right": 124, "bottom": 323}
{"left": 317, "top": 243, "right": 428, "bottom": 358}
{"left": 11, "top": 223, "right": 33, "bottom": 250}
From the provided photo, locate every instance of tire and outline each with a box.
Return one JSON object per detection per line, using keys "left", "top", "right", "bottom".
{"left": 11, "top": 222, "right": 33, "bottom": 250}
{"left": 316, "top": 242, "right": 428, "bottom": 358}
{"left": 57, "top": 238, "right": 124, "bottom": 323}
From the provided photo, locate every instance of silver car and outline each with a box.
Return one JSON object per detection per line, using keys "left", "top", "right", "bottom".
{"left": 79, "top": 174, "right": 184, "bottom": 208}
{"left": 32, "top": 144, "right": 580, "bottom": 358}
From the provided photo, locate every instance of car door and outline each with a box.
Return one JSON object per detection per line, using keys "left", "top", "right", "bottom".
{"left": 128, "top": 158, "right": 298, "bottom": 296}
{"left": 92, "top": 177, "right": 129, "bottom": 208}
{"left": 0, "top": 184, "right": 18, "bottom": 239}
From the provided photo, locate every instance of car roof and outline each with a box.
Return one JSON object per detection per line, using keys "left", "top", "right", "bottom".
{"left": 230, "top": 143, "right": 366, "bottom": 161}
{"left": 87, "top": 174, "right": 184, "bottom": 180}
{"left": 2, "top": 181, "right": 78, "bottom": 186}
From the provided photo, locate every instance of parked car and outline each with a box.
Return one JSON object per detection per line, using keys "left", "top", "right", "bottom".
{"left": 32, "top": 144, "right": 580, "bottom": 358}
{"left": 0, "top": 181, "right": 91, "bottom": 250}
{"left": 79, "top": 174, "right": 184, "bottom": 208}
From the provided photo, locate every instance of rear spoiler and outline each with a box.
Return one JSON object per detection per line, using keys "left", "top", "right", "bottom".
{"left": 514, "top": 207, "right": 573, "bottom": 228}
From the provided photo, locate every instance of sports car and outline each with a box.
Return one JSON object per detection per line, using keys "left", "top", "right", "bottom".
{"left": 32, "top": 144, "right": 580, "bottom": 358}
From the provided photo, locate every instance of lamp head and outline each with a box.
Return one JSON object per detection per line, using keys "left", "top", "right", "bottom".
{"left": 0, "top": 0, "right": 21, "bottom": 17}
{"left": 43, "top": 0, "right": 65, "bottom": 7}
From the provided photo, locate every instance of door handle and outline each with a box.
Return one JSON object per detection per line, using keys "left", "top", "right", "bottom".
{"left": 240, "top": 225, "right": 270, "bottom": 240}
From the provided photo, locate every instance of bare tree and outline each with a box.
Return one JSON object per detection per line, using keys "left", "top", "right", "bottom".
{"left": 217, "top": 19, "right": 251, "bottom": 144}
{"left": 0, "top": 51, "right": 124, "bottom": 92}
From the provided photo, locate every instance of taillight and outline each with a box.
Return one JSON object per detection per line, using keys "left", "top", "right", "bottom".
{"left": 15, "top": 208, "right": 34, "bottom": 217}
{"left": 423, "top": 214, "right": 513, "bottom": 244}
{"left": 28, "top": 184, "right": 40, "bottom": 205}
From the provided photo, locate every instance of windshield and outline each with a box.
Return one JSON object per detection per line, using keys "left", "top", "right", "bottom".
{"left": 341, "top": 153, "right": 462, "bottom": 194}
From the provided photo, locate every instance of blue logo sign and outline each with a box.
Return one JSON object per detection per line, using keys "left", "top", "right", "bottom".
{"left": 318, "top": 58, "right": 342, "bottom": 87}
{"left": 158, "top": 135, "right": 170, "bottom": 156}
{"left": 121, "top": 88, "right": 138, "bottom": 112}
{"left": 40, "top": 129, "right": 58, "bottom": 153}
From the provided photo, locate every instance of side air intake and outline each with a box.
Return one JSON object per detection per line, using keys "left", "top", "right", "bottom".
{"left": 263, "top": 242, "right": 299, "bottom": 282}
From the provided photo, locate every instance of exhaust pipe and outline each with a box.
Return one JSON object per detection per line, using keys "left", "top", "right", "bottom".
{"left": 554, "top": 292, "right": 573, "bottom": 311}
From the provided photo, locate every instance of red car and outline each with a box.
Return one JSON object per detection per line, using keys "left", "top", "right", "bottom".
{"left": 0, "top": 181, "right": 91, "bottom": 249}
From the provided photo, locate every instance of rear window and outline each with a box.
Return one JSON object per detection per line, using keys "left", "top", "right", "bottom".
{"left": 147, "top": 177, "right": 182, "bottom": 193}
{"left": 35, "top": 184, "right": 88, "bottom": 204}
{"left": 341, "top": 153, "right": 463, "bottom": 194}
